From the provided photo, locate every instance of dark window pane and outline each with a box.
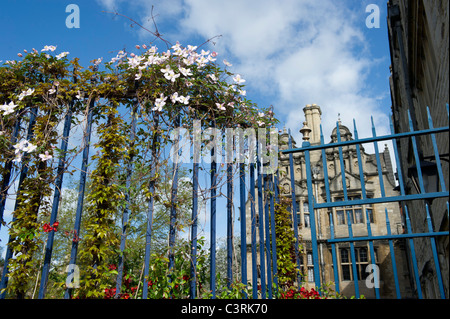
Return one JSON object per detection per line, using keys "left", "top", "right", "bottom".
{"left": 359, "top": 247, "right": 368, "bottom": 262}
{"left": 303, "top": 202, "right": 309, "bottom": 212}
{"left": 359, "top": 264, "right": 368, "bottom": 280}
{"left": 342, "top": 265, "right": 351, "bottom": 281}
{"left": 367, "top": 208, "right": 374, "bottom": 223}
{"left": 346, "top": 210, "right": 354, "bottom": 223}
{"left": 337, "top": 211, "right": 345, "bottom": 225}
{"left": 340, "top": 249, "right": 349, "bottom": 263}
{"left": 304, "top": 213, "right": 310, "bottom": 228}
{"left": 355, "top": 209, "right": 363, "bottom": 224}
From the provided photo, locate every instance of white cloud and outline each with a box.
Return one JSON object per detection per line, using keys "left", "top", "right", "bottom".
{"left": 175, "top": 0, "right": 388, "bottom": 141}
{"left": 95, "top": 0, "right": 123, "bottom": 11}
{"left": 96, "top": 0, "right": 391, "bottom": 143}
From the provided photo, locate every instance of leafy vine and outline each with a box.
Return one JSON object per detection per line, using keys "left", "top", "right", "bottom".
{"left": 0, "top": 38, "right": 278, "bottom": 298}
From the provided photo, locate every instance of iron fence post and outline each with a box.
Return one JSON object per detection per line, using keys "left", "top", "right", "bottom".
{"left": 168, "top": 113, "right": 181, "bottom": 279}
{"left": 256, "top": 143, "right": 266, "bottom": 298}
{"left": 404, "top": 206, "right": 423, "bottom": 298}
{"left": 269, "top": 173, "right": 278, "bottom": 296}
{"left": 385, "top": 208, "right": 401, "bottom": 298}
{"left": 226, "top": 162, "right": 233, "bottom": 289}
{"left": 304, "top": 140, "right": 322, "bottom": 293}
{"left": 142, "top": 111, "right": 160, "bottom": 299}
{"left": 39, "top": 94, "right": 75, "bottom": 299}
{"left": 64, "top": 94, "right": 95, "bottom": 299}
{"left": 0, "top": 106, "right": 38, "bottom": 299}
{"left": 190, "top": 119, "right": 200, "bottom": 299}
{"left": 115, "top": 93, "right": 138, "bottom": 298}
{"left": 335, "top": 121, "right": 359, "bottom": 298}
{"left": 0, "top": 114, "right": 22, "bottom": 233}
{"left": 263, "top": 174, "right": 273, "bottom": 298}
{"left": 249, "top": 159, "right": 258, "bottom": 298}
{"left": 210, "top": 122, "right": 217, "bottom": 299}
{"left": 425, "top": 203, "right": 446, "bottom": 298}
{"left": 288, "top": 130, "right": 302, "bottom": 287}
{"left": 239, "top": 162, "right": 247, "bottom": 297}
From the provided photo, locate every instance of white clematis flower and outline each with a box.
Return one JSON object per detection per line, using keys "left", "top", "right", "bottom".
{"left": 13, "top": 139, "right": 37, "bottom": 154}
{"left": 233, "top": 74, "right": 246, "bottom": 84}
{"left": 179, "top": 67, "right": 192, "bottom": 77}
{"left": 178, "top": 95, "right": 190, "bottom": 105}
{"left": 152, "top": 94, "right": 167, "bottom": 112}
{"left": 41, "top": 45, "right": 57, "bottom": 52}
{"left": 56, "top": 52, "right": 69, "bottom": 60}
{"left": 39, "top": 151, "right": 52, "bottom": 162}
{"left": 215, "top": 103, "right": 226, "bottom": 111}
{"left": 1, "top": 101, "right": 17, "bottom": 115}
{"left": 223, "top": 59, "right": 232, "bottom": 67}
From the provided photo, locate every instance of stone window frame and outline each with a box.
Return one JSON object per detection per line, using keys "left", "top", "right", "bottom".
{"left": 338, "top": 245, "right": 379, "bottom": 282}
{"left": 333, "top": 194, "right": 375, "bottom": 225}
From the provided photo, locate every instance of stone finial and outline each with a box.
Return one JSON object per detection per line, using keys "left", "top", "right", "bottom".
{"left": 300, "top": 121, "right": 312, "bottom": 141}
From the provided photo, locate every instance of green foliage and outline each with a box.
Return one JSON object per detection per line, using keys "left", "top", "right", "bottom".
{"left": 274, "top": 196, "right": 302, "bottom": 289}
{"left": 3, "top": 102, "right": 61, "bottom": 298}
{"left": 99, "top": 237, "right": 211, "bottom": 299}
{"left": 0, "top": 41, "right": 280, "bottom": 298}
{"left": 75, "top": 102, "right": 127, "bottom": 298}
{"left": 215, "top": 278, "right": 252, "bottom": 299}
{"left": 145, "top": 238, "right": 205, "bottom": 299}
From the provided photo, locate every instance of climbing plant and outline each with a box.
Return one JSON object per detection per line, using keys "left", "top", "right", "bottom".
{"left": 274, "top": 196, "right": 303, "bottom": 290}
{"left": 0, "top": 39, "right": 278, "bottom": 298}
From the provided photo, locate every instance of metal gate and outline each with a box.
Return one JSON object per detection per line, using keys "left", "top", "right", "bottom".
{"left": 281, "top": 105, "right": 449, "bottom": 299}
{"left": 1, "top": 94, "right": 448, "bottom": 299}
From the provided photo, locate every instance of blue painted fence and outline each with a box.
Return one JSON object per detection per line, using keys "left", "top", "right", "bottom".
{"left": 282, "top": 104, "right": 449, "bottom": 299}
{"left": 0, "top": 98, "right": 448, "bottom": 299}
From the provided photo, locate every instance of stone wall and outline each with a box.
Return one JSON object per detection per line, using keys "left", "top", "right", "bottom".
{"left": 388, "top": 0, "right": 449, "bottom": 298}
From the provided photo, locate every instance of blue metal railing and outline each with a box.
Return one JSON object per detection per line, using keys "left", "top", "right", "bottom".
{"left": 0, "top": 105, "right": 38, "bottom": 298}
{"left": 63, "top": 71, "right": 97, "bottom": 299}
{"left": 0, "top": 77, "right": 284, "bottom": 300}
{"left": 1, "top": 85, "right": 448, "bottom": 300}
{"left": 282, "top": 104, "right": 449, "bottom": 299}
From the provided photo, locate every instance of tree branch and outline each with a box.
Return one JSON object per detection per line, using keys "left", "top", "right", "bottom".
{"left": 102, "top": 8, "right": 172, "bottom": 48}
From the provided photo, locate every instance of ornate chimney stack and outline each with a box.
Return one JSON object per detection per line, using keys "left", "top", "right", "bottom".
{"left": 302, "top": 104, "right": 322, "bottom": 144}
{"left": 300, "top": 121, "right": 311, "bottom": 141}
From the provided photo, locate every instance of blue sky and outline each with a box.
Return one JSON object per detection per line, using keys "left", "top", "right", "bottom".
{"left": 1, "top": 0, "right": 392, "bottom": 138}
{"left": 1, "top": 0, "right": 393, "bottom": 252}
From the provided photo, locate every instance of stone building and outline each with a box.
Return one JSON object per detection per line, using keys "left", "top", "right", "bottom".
{"left": 387, "top": 0, "right": 449, "bottom": 298}
{"left": 247, "top": 104, "right": 413, "bottom": 298}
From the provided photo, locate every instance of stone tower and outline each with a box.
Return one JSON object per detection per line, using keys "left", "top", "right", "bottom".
{"left": 303, "top": 104, "right": 322, "bottom": 145}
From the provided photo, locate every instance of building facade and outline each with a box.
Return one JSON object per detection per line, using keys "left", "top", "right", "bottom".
{"left": 247, "top": 104, "right": 413, "bottom": 298}
{"left": 387, "top": 0, "right": 449, "bottom": 298}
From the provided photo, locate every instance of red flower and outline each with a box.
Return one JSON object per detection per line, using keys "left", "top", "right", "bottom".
{"left": 280, "top": 287, "right": 323, "bottom": 299}
{"left": 43, "top": 221, "right": 59, "bottom": 233}
{"left": 71, "top": 230, "right": 81, "bottom": 242}
{"left": 43, "top": 223, "right": 53, "bottom": 233}
{"left": 104, "top": 288, "right": 117, "bottom": 299}
{"left": 108, "top": 264, "right": 117, "bottom": 271}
